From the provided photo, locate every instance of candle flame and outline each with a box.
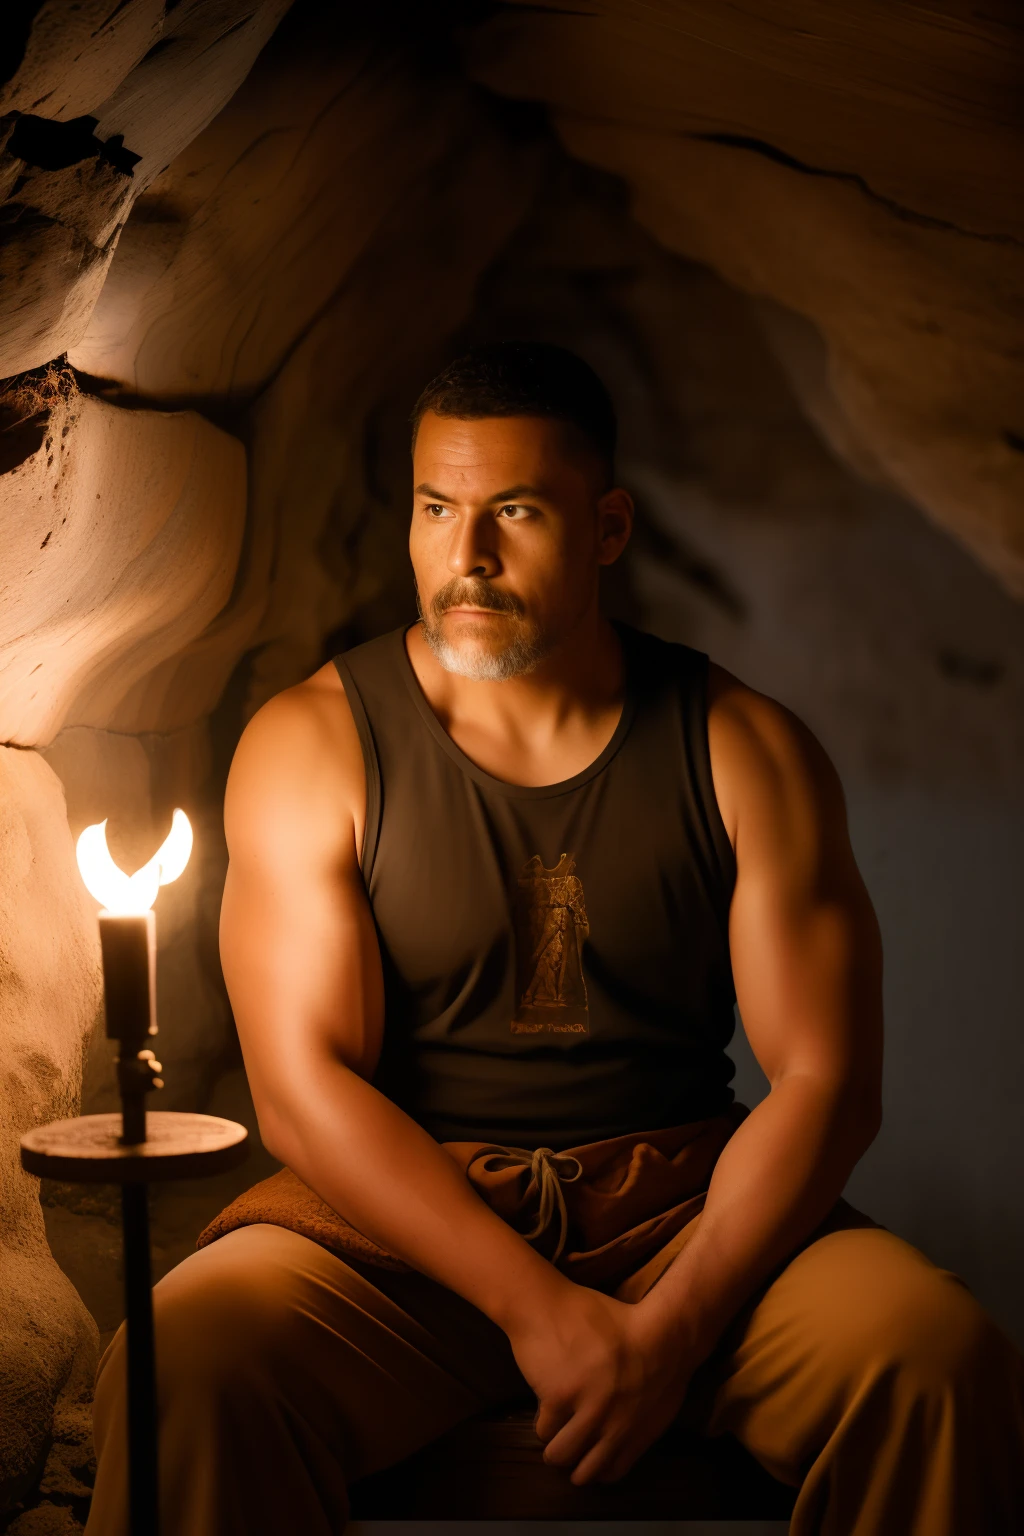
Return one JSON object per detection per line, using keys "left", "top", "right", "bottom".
{"left": 76, "top": 810, "right": 193, "bottom": 913}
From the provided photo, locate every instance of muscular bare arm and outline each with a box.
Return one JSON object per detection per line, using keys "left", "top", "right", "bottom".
{"left": 532, "top": 667, "right": 885, "bottom": 1486}
{"left": 219, "top": 666, "right": 570, "bottom": 1333}
{"left": 631, "top": 668, "right": 884, "bottom": 1360}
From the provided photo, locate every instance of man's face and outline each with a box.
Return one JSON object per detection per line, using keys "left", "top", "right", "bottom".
{"left": 409, "top": 412, "right": 631, "bottom": 680}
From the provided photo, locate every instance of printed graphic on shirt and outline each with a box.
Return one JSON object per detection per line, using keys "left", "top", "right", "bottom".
{"left": 511, "top": 853, "right": 590, "bottom": 1033}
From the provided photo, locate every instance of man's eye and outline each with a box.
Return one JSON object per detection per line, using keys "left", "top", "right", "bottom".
{"left": 498, "top": 504, "right": 530, "bottom": 519}
{"left": 426, "top": 504, "right": 452, "bottom": 517}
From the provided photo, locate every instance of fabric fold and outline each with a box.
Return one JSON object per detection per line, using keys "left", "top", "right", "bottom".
{"left": 197, "top": 1102, "right": 751, "bottom": 1298}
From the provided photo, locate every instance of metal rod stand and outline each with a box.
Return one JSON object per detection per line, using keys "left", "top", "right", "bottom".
{"left": 20, "top": 1110, "right": 248, "bottom": 1536}
{"left": 122, "top": 1181, "right": 159, "bottom": 1536}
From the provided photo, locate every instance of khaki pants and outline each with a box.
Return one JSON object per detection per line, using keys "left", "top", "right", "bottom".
{"left": 85, "top": 1214, "right": 1024, "bottom": 1535}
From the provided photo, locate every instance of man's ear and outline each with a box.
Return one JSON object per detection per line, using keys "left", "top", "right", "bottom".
{"left": 596, "top": 487, "right": 634, "bottom": 566}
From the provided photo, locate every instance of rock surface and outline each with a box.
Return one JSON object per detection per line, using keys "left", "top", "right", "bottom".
{"left": 0, "top": 371, "right": 247, "bottom": 744}
{"left": 463, "top": 0, "right": 1024, "bottom": 593}
{"left": 68, "top": 12, "right": 541, "bottom": 401}
{"left": 0, "top": 0, "right": 294, "bottom": 378}
{"left": 0, "top": 748, "right": 100, "bottom": 1515}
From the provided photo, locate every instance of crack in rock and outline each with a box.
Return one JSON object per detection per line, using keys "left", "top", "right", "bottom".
{"left": 688, "top": 130, "right": 1021, "bottom": 247}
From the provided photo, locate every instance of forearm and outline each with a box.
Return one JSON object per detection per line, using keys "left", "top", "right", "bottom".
{"left": 261, "top": 1057, "right": 571, "bottom": 1333}
{"left": 638, "top": 1075, "right": 878, "bottom": 1362}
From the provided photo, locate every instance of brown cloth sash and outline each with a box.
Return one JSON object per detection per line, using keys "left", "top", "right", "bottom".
{"left": 197, "top": 1103, "right": 757, "bottom": 1302}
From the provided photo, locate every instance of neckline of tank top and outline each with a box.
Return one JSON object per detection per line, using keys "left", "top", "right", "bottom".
{"left": 393, "top": 620, "right": 640, "bottom": 800}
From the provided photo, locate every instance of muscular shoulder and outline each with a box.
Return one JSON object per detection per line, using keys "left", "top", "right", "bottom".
{"left": 706, "top": 661, "right": 849, "bottom": 874}
{"left": 224, "top": 661, "right": 366, "bottom": 868}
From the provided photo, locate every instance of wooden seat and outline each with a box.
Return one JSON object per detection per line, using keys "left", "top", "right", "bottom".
{"left": 349, "top": 1402, "right": 798, "bottom": 1520}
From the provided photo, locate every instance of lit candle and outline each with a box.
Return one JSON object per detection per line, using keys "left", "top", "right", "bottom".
{"left": 23, "top": 805, "right": 244, "bottom": 1536}
{"left": 76, "top": 811, "right": 193, "bottom": 1144}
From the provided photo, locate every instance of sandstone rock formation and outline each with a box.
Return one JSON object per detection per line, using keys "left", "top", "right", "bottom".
{"left": 0, "top": 370, "right": 246, "bottom": 744}
{"left": 463, "top": 0, "right": 1024, "bottom": 593}
{"left": 0, "top": 5, "right": 544, "bottom": 1513}
{"left": 0, "top": 0, "right": 293, "bottom": 377}
{"left": 0, "top": 748, "right": 100, "bottom": 1515}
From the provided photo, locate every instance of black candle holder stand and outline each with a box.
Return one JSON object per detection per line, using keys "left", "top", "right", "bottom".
{"left": 20, "top": 916, "right": 248, "bottom": 1536}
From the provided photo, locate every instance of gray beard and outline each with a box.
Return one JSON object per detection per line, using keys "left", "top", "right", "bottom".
{"left": 420, "top": 618, "right": 549, "bottom": 681}
{"left": 417, "top": 581, "right": 550, "bottom": 680}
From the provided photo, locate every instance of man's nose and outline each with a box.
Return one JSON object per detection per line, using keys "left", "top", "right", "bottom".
{"left": 446, "top": 512, "right": 501, "bottom": 580}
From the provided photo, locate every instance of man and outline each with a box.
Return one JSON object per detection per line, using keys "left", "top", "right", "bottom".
{"left": 87, "top": 342, "right": 1024, "bottom": 1535}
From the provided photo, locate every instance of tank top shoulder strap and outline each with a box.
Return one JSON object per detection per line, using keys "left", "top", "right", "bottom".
{"left": 332, "top": 627, "right": 410, "bottom": 879}
{"left": 616, "top": 622, "right": 736, "bottom": 910}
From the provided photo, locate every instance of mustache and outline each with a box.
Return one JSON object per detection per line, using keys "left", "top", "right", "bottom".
{"left": 428, "top": 578, "right": 526, "bottom": 620}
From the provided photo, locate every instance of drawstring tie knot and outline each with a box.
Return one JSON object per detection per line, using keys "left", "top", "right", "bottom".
{"left": 483, "top": 1145, "right": 583, "bottom": 1263}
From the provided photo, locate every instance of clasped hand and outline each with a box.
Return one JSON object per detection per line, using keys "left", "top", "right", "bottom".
{"left": 507, "top": 1280, "right": 700, "bottom": 1486}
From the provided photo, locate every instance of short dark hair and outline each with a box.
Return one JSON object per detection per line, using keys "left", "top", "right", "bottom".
{"left": 411, "top": 341, "right": 617, "bottom": 483}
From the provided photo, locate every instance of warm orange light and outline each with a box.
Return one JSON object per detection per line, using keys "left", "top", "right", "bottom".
{"left": 76, "top": 810, "right": 193, "bottom": 914}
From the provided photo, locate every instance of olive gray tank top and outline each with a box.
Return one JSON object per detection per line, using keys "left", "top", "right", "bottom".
{"left": 334, "top": 622, "right": 737, "bottom": 1152}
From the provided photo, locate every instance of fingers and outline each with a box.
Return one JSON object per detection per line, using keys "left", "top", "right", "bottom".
{"left": 536, "top": 1400, "right": 604, "bottom": 1480}
{"left": 540, "top": 1397, "right": 673, "bottom": 1486}
{"left": 567, "top": 1425, "right": 641, "bottom": 1486}
{"left": 541, "top": 1404, "right": 621, "bottom": 1483}
{"left": 533, "top": 1396, "right": 573, "bottom": 1446}
{"left": 573, "top": 1393, "right": 685, "bottom": 1485}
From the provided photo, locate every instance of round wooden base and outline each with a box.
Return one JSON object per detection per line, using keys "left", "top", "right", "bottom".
{"left": 20, "top": 1111, "right": 249, "bottom": 1183}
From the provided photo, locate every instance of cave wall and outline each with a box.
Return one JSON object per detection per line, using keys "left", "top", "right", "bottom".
{"left": 1, "top": 0, "right": 1022, "bottom": 1523}
{"left": 0, "top": 1, "right": 548, "bottom": 1517}
{"left": 0, "top": 747, "right": 100, "bottom": 1517}
{"left": 465, "top": 0, "right": 1024, "bottom": 594}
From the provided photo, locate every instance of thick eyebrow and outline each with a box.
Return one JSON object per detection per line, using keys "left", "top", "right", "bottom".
{"left": 414, "top": 482, "right": 547, "bottom": 503}
{"left": 487, "top": 483, "right": 545, "bottom": 502}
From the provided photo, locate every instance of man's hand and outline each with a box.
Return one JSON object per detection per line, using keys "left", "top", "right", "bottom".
{"left": 506, "top": 1282, "right": 699, "bottom": 1485}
